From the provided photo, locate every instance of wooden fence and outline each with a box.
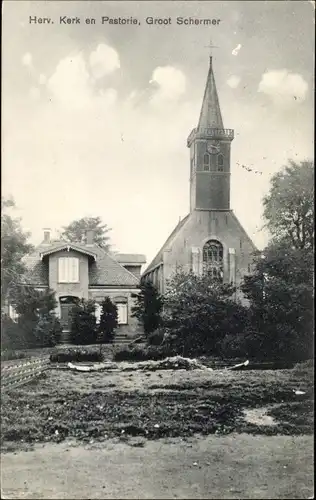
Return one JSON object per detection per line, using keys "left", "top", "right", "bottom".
{"left": 1, "top": 357, "right": 50, "bottom": 391}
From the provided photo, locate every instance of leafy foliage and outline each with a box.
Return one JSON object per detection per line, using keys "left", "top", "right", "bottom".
{"left": 131, "top": 282, "right": 163, "bottom": 335}
{"left": 70, "top": 299, "right": 97, "bottom": 345}
{"left": 1, "top": 287, "right": 62, "bottom": 349}
{"left": 60, "top": 216, "right": 111, "bottom": 250}
{"left": 50, "top": 348, "right": 103, "bottom": 363}
{"left": 262, "top": 160, "right": 314, "bottom": 250}
{"left": 1, "top": 197, "right": 33, "bottom": 305}
{"left": 98, "top": 297, "right": 118, "bottom": 343}
{"left": 241, "top": 159, "right": 314, "bottom": 362}
{"left": 162, "top": 270, "right": 249, "bottom": 357}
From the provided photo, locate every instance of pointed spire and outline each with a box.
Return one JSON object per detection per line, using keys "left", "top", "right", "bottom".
{"left": 197, "top": 58, "right": 224, "bottom": 130}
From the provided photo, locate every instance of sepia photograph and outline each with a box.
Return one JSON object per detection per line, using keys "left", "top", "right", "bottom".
{"left": 1, "top": 0, "right": 314, "bottom": 498}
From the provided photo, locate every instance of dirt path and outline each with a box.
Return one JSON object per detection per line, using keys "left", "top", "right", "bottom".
{"left": 1, "top": 434, "right": 313, "bottom": 499}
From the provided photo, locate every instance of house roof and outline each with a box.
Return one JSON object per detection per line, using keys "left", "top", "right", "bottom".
{"left": 143, "top": 215, "right": 190, "bottom": 274}
{"left": 23, "top": 241, "right": 140, "bottom": 287}
{"left": 115, "top": 253, "right": 146, "bottom": 264}
{"left": 39, "top": 242, "right": 97, "bottom": 260}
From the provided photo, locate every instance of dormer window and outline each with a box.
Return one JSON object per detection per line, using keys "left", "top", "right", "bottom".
{"left": 217, "top": 154, "right": 224, "bottom": 171}
{"left": 58, "top": 257, "right": 79, "bottom": 283}
{"left": 203, "top": 153, "right": 210, "bottom": 171}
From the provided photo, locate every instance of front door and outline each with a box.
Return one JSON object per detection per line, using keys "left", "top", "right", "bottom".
{"left": 60, "top": 304, "right": 73, "bottom": 331}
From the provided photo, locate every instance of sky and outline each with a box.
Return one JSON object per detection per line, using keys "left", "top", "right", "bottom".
{"left": 2, "top": 0, "right": 314, "bottom": 267}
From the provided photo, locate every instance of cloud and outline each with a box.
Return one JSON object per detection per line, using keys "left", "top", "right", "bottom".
{"left": 29, "top": 87, "right": 40, "bottom": 100}
{"left": 227, "top": 75, "right": 241, "bottom": 88}
{"left": 22, "top": 52, "right": 32, "bottom": 67}
{"left": 89, "top": 44, "right": 120, "bottom": 79}
{"left": 39, "top": 74, "right": 47, "bottom": 85}
{"left": 232, "top": 44, "right": 242, "bottom": 56}
{"left": 149, "top": 66, "right": 186, "bottom": 105}
{"left": 258, "top": 69, "right": 308, "bottom": 104}
{"left": 47, "top": 53, "right": 92, "bottom": 109}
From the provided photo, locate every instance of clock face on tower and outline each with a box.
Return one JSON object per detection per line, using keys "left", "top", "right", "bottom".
{"left": 207, "top": 141, "right": 220, "bottom": 154}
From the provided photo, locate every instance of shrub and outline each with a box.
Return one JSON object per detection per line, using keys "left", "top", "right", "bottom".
{"left": 147, "top": 328, "right": 165, "bottom": 346}
{"left": 1, "top": 314, "right": 26, "bottom": 350}
{"left": 33, "top": 314, "right": 63, "bottom": 347}
{"left": 50, "top": 348, "right": 103, "bottom": 363}
{"left": 98, "top": 297, "right": 118, "bottom": 343}
{"left": 217, "top": 330, "right": 266, "bottom": 360}
{"left": 0, "top": 350, "right": 26, "bottom": 361}
{"left": 131, "top": 282, "right": 163, "bottom": 335}
{"left": 70, "top": 299, "right": 97, "bottom": 345}
{"left": 162, "top": 270, "right": 249, "bottom": 357}
{"left": 113, "top": 345, "right": 168, "bottom": 362}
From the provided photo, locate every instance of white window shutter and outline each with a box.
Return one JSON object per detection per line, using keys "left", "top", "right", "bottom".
{"left": 95, "top": 303, "right": 102, "bottom": 324}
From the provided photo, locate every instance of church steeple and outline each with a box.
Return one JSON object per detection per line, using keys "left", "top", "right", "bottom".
{"left": 197, "top": 57, "right": 224, "bottom": 130}
{"left": 187, "top": 56, "right": 234, "bottom": 212}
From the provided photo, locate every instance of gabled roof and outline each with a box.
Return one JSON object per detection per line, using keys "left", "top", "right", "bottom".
{"left": 116, "top": 253, "right": 146, "bottom": 264}
{"left": 197, "top": 57, "right": 224, "bottom": 130}
{"left": 143, "top": 215, "right": 190, "bottom": 274}
{"left": 23, "top": 241, "right": 140, "bottom": 287}
{"left": 39, "top": 242, "right": 97, "bottom": 260}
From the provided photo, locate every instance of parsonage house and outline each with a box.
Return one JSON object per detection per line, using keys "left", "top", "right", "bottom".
{"left": 142, "top": 55, "right": 257, "bottom": 303}
{"left": 17, "top": 229, "right": 146, "bottom": 342}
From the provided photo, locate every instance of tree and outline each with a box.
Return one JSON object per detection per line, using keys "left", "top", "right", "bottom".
{"left": 262, "top": 160, "right": 314, "bottom": 250}
{"left": 98, "top": 297, "right": 118, "bottom": 344}
{"left": 70, "top": 299, "right": 97, "bottom": 345}
{"left": 162, "top": 270, "right": 248, "bottom": 357}
{"left": 60, "top": 217, "right": 111, "bottom": 250}
{"left": 241, "top": 159, "right": 314, "bottom": 361}
{"left": 242, "top": 241, "right": 313, "bottom": 361}
{"left": 131, "top": 282, "right": 163, "bottom": 336}
{"left": 2, "top": 286, "right": 62, "bottom": 349}
{"left": 1, "top": 197, "right": 33, "bottom": 307}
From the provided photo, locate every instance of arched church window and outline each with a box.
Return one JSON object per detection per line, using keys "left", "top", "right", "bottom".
{"left": 202, "top": 240, "right": 224, "bottom": 282}
{"left": 203, "top": 153, "right": 210, "bottom": 171}
{"left": 217, "top": 154, "right": 224, "bottom": 171}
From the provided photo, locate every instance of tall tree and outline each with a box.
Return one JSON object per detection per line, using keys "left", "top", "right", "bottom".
{"left": 60, "top": 216, "right": 111, "bottom": 250}
{"left": 262, "top": 160, "right": 314, "bottom": 250}
{"left": 1, "top": 197, "right": 33, "bottom": 306}
{"left": 131, "top": 282, "right": 163, "bottom": 336}
{"left": 98, "top": 297, "right": 118, "bottom": 344}
{"left": 241, "top": 159, "right": 314, "bottom": 361}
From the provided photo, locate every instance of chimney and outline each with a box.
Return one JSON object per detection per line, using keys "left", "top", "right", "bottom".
{"left": 43, "top": 228, "right": 51, "bottom": 244}
{"left": 86, "top": 229, "right": 95, "bottom": 246}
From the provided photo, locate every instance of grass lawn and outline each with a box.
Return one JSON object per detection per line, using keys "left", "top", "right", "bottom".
{"left": 0, "top": 362, "right": 314, "bottom": 499}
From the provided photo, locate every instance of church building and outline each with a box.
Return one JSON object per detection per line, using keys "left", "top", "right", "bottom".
{"left": 142, "top": 56, "right": 257, "bottom": 303}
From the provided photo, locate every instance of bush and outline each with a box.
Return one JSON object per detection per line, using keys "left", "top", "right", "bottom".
{"left": 34, "top": 314, "right": 63, "bottom": 347}
{"left": 1, "top": 314, "right": 26, "bottom": 350}
{"left": 113, "top": 345, "right": 168, "bottom": 362}
{"left": 217, "top": 330, "right": 265, "bottom": 360}
{"left": 162, "top": 270, "right": 249, "bottom": 357}
{"left": 0, "top": 350, "right": 26, "bottom": 361}
{"left": 50, "top": 348, "right": 103, "bottom": 363}
{"left": 70, "top": 299, "right": 97, "bottom": 345}
{"left": 147, "top": 328, "right": 165, "bottom": 346}
{"left": 98, "top": 297, "right": 118, "bottom": 343}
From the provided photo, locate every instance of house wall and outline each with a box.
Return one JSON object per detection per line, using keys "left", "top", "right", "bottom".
{"left": 48, "top": 249, "right": 90, "bottom": 315}
{"left": 89, "top": 288, "right": 143, "bottom": 337}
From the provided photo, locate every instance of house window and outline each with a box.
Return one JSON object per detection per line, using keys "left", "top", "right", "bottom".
{"left": 203, "top": 153, "right": 210, "bottom": 171}
{"left": 95, "top": 303, "right": 102, "bottom": 324}
{"left": 117, "top": 303, "right": 128, "bottom": 325}
{"left": 217, "top": 154, "right": 224, "bottom": 171}
{"left": 58, "top": 257, "right": 79, "bottom": 283}
{"left": 202, "top": 240, "right": 224, "bottom": 282}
